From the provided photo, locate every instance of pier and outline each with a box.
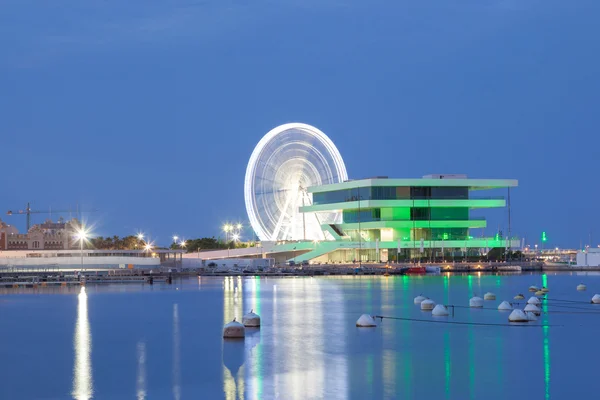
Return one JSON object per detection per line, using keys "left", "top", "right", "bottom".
{"left": 0, "top": 261, "right": 546, "bottom": 289}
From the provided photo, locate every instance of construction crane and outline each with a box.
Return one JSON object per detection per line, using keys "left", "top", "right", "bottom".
{"left": 6, "top": 202, "right": 98, "bottom": 232}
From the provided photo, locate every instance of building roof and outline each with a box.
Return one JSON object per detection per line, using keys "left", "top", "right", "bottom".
{"left": 308, "top": 177, "right": 518, "bottom": 193}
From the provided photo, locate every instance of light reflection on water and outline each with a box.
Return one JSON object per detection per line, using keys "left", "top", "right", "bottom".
{"left": 172, "top": 303, "right": 181, "bottom": 400}
{"left": 223, "top": 276, "right": 245, "bottom": 400}
{"left": 2, "top": 273, "right": 600, "bottom": 398}
{"left": 72, "top": 287, "right": 93, "bottom": 400}
{"left": 136, "top": 341, "right": 146, "bottom": 400}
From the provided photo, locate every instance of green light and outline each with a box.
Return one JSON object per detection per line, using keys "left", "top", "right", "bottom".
{"left": 468, "top": 235, "right": 473, "bottom": 240}
{"left": 542, "top": 274, "right": 548, "bottom": 289}
{"left": 542, "top": 231, "right": 547, "bottom": 242}
{"left": 442, "top": 233, "right": 449, "bottom": 240}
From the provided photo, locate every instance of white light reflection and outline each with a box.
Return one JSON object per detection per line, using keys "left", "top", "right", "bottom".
{"left": 271, "top": 279, "right": 348, "bottom": 399}
{"left": 72, "top": 286, "right": 93, "bottom": 400}
{"left": 136, "top": 342, "right": 146, "bottom": 400}
{"left": 223, "top": 277, "right": 245, "bottom": 400}
{"left": 173, "top": 304, "right": 181, "bottom": 400}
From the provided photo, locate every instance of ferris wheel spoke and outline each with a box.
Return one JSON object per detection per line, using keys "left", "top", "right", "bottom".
{"left": 271, "top": 189, "right": 296, "bottom": 240}
{"left": 255, "top": 174, "right": 285, "bottom": 188}
{"left": 255, "top": 187, "right": 291, "bottom": 196}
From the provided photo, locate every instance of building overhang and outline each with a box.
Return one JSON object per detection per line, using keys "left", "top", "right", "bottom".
{"left": 332, "top": 219, "right": 487, "bottom": 230}
{"left": 308, "top": 178, "right": 518, "bottom": 193}
{"left": 300, "top": 199, "right": 506, "bottom": 213}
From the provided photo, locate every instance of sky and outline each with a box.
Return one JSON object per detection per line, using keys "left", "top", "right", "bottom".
{"left": 1, "top": 0, "right": 599, "bottom": 248}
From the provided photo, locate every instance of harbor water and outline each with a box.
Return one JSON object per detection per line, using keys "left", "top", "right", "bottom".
{"left": 1, "top": 272, "right": 599, "bottom": 399}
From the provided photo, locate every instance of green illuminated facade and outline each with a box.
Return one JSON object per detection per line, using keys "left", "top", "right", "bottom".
{"left": 293, "top": 175, "right": 519, "bottom": 262}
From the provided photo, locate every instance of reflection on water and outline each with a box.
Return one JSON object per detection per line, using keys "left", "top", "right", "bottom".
{"left": 6, "top": 274, "right": 593, "bottom": 399}
{"left": 223, "top": 340, "right": 245, "bottom": 400}
{"left": 542, "top": 274, "right": 551, "bottom": 399}
{"left": 172, "top": 304, "right": 181, "bottom": 400}
{"left": 223, "top": 277, "right": 245, "bottom": 400}
{"left": 136, "top": 342, "right": 146, "bottom": 400}
{"left": 72, "top": 286, "right": 93, "bottom": 400}
{"left": 245, "top": 278, "right": 263, "bottom": 399}
{"left": 223, "top": 277, "right": 244, "bottom": 323}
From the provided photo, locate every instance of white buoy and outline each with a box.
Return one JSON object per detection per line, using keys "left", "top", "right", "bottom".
{"left": 242, "top": 310, "right": 261, "bottom": 327}
{"left": 356, "top": 314, "right": 377, "bottom": 327}
{"left": 432, "top": 304, "right": 450, "bottom": 316}
{"left": 527, "top": 296, "right": 541, "bottom": 305}
{"left": 577, "top": 284, "right": 587, "bottom": 291}
{"left": 524, "top": 303, "right": 541, "bottom": 316}
{"left": 529, "top": 286, "right": 540, "bottom": 292}
{"left": 414, "top": 295, "right": 427, "bottom": 305}
{"left": 591, "top": 294, "right": 600, "bottom": 304}
{"left": 514, "top": 294, "right": 525, "bottom": 300}
{"left": 541, "top": 287, "right": 549, "bottom": 293}
{"left": 223, "top": 319, "right": 245, "bottom": 339}
{"left": 508, "top": 309, "right": 528, "bottom": 322}
{"left": 484, "top": 292, "right": 496, "bottom": 301}
{"left": 498, "top": 301, "right": 513, "bottom": 311}
{"left": 526, "top": 311, "right": 538, "bottom": 321}
{"left": 421, "top": 299, "right": 436, "bottom": 311}
{"left": 469, "top": 296, "right": 484, "bottom": 308}
{"left": 535, "top": 290, "right": 545, "bottom": 296}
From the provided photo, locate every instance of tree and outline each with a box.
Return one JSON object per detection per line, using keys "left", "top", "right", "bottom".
{"left": 486, "top": 247, "right": 505, "bottom": 261}
{"left": 170, "top": 237, "right": 230, "bottom": 252}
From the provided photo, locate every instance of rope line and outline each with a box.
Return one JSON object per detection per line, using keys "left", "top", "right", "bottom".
{"left": 449, "top": 302, "right": 600, "bottom": 313}
{"left": 544, "top": 297, "right": 598, "bottom": 305}
{"left": 375, "top": 315, "right": 560, "bottom": 328}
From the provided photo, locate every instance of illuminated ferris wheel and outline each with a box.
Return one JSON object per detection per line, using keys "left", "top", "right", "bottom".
{"left": 244, "top": 123, "right": 348, "bottom": 241}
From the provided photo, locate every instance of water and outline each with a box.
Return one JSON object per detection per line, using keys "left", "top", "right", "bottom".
{"left": 1, "top": 272, "right": 599, "bottom": 399}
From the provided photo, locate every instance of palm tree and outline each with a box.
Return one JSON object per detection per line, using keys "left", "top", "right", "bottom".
{"left": 112, "top": 235, "right": 121, "bottom": 250}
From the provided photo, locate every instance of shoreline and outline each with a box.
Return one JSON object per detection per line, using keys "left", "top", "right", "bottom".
{"left": 2, "top": 262, "right": 599, "bottom": 289}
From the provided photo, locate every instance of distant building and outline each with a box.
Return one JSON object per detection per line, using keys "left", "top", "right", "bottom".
{"left": 576, "top": 248, "right": 600, "bottom": 267}
{"left": 0, "top": 217, "right": 81, "bottom": 251}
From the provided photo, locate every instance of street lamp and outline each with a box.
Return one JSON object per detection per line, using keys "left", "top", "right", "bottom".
{"left": 223, "top": 224, "right": 232, "bottom": 243}
{"left": 137, "top": 232, "right": 144, "bottom": 241}
{"left": 179, "top": 240, "right": 186, "bottom": 248}
{"left": 74, "top": 227, "right": 90, "bottom": 271}
{"left": 173, "top": 235, "right": 178, "bottom": 243}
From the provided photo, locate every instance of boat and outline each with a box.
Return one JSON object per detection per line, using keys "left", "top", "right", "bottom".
{"left": 425, "top": 265, "right": 441, "bottom": 274}
{"left": 406, "top": 266, "right": 426, "bottom": 274}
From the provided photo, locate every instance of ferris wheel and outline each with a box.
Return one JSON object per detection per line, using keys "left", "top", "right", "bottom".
{"left": 244, "top": 123, "right": 348, "bottom": 242}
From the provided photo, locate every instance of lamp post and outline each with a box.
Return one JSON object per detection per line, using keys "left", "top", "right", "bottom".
{"left": 75, "top": 228, "right": 89, "bottom": 271}
{"left": 178, "top": 240, "right": 186, "bottom": 269}
{"left": 223, "top": 225, "right": 232, "bottom": 244}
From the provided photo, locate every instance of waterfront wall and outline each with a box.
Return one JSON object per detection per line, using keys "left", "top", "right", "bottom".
{"left": 0, "top": 256, "right": 160, "bottom": 267}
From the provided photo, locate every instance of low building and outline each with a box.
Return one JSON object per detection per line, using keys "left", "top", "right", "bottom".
{"left": 0, "top": 217, "right": 81, "bottom": 251}
{"left": 576, "top": 248, "right": 600, "bottom": 267}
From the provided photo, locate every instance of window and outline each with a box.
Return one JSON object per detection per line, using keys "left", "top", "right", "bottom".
{"left": 431, "top": 228, "right": 469, "bottom": 241}
{"left": 430, "top": 208, "right": 469, "bottom": 220}
{"left": 410, "top": 208, "right": 430, "bottom": 220}
{"left": 411, "top": 187, "right": 431, "bottom": 199}
{"left": 343, "top": 209, "right": 381, "bottom": 223}
{"left": 431, "top": 186, "right": 468, "bottom": 199}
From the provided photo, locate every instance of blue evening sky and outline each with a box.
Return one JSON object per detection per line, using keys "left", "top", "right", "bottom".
{"left": 1, "top": 0, "right": 599, "bottom": 248}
